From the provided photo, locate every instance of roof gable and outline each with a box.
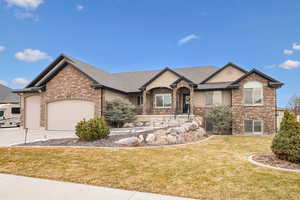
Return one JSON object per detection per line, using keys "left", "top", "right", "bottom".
{"left": 139, "top": 68, "right": 192, "bottom": 90}
{"left": 201, "top": 62, "right": 247, "bottom": 84}
{"left": 229, "top": 68, "right": 283, "bottom": 88}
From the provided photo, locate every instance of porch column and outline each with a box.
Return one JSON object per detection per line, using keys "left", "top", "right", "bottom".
{"left": 190, "top": 87, "right": 194, "bottom": 115}
{"left": 172, "top": 88, "right": 177, "bottom": 114}
{"left": 142, "top": 90, "right": 147, "bottom": 115}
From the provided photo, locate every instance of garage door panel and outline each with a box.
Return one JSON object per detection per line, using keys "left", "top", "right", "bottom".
{"left": 47, "top": 100, "right": 95, "bottom": 131}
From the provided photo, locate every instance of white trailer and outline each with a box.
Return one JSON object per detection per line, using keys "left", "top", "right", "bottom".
{"left": 0, "top": 104, "right": 21, "bottom": 128}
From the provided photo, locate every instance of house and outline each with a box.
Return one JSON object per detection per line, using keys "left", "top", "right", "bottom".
{"left": 276, "top": 107, "right": 287, "bottom": 131}
{"left": 14, "top": 54, "right": 283, "bottom": 134}
{"left": 0, "top": 84, "right": 21, "bottom": 127}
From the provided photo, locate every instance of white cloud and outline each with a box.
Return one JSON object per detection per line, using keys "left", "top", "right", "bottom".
{"left": 15, "top": 49, "right": 49, "bottom": 62}
{"left": 0, "top": 46, "right": 6, "bottom": 52}
{"left": 178, "top": 34, "right": 199, "bottom": 45}
{"left": 76, "top": 4, "right": 84, "bottom": 11}
{"left": 14, "top": 11, "right": 39, "bottom": 21}
{"left": 283, "top": 49, "right": 293, "bottom": 55}
{"left": 12, "top": 77, "right": 29, "bottom": 85}
{"left": 279, "top": 60, "right": 300, "bottom": 70}
{"left": 292, "top": 43, "right": 300, "bottom": 50}
{"left": 5, "top": 0, "right": 43, "bottom": 9}
{"left": 0, "top": 80, "right": 8, "bottom": 86}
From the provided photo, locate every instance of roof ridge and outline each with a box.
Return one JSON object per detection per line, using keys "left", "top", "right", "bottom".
{"left": 111, "top": 65, "right": 218, "bottom": 75}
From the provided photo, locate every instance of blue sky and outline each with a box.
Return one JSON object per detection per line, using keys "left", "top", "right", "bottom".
{"left": 1, "top": 0, "right": 300, "bottom": 107}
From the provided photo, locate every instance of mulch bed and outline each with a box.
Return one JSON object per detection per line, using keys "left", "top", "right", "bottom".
{"left": 252, "top": 154, "right": 300, "bottom": 170}
{"left": 15, "top": 132, "right": 208, "bottom": 148}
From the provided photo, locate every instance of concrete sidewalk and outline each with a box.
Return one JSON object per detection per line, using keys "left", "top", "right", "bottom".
{"left": 0, "top": 174, "right": 193, "bottom": 200}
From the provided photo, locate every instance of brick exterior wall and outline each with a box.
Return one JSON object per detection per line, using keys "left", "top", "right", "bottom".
{"left": 231, "top": 73, "right": 276, "bottom": 135}
{"left": 21, "top": 65, "right": 102, "bottom": 129}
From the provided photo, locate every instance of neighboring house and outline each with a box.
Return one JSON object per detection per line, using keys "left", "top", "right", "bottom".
{"left": 14, "top": 54, "right": 283, "bottom": 134}
{"left": 0, "top": 84, "right": 21, "bottom": 127}
{"left": 276, "top": 107, "right": 286, "bottom": 132}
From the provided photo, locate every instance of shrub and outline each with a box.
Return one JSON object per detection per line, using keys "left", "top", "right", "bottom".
{"left": 271, "top": 111, "right": 300, "bottom": 163}
{"left": 104, "top": 99, "right": 136, "bottom": 128}
{"left": 75, "top": 117, "right": 110, "bottom": 141}
{"left": 206, "top": 105, "right": 232, "bottom": 135}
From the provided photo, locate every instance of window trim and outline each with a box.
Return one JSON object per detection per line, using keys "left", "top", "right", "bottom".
{"left": 244, "top": 120, "right": 263, "bottom": 134}
{"left": 243, "top": 81, "right": 263, "bottom": 106}
{"left": 154, "top": 93, "right": 172, "bottom": 108}
{"left": 136, "top": 95, "right": 143, "bottom": 106}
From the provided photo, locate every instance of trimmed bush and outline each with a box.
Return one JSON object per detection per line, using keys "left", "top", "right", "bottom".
{"left": 104, "top": 99, "right": 136, "bottom": 128}
{"left": 206, "top": 105, "right": 232, "bottom": 135}
{"left": 271, "top": 111, "right": 300, "bottom": 163}
{"left": 75, "top": 117, "right": 110, "bottom": 141}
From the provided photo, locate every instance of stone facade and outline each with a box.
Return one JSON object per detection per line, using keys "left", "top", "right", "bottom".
{"left": 231, "top": 73, "right": 276, "bottom": 135}
{"left": 21, "top": 65, "right": 102, "bottom": 129}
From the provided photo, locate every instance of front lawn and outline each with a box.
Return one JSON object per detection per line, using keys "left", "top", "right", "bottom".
{"left": 0, "top": 136, "right": 299, "bottom": 200}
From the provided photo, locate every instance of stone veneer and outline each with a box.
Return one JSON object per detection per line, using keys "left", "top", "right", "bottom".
{"left": 21, "top": 65, "right": 102, "bottom": 129}
{"left": 231, "top": 73, "right": 276, "bottom": 135}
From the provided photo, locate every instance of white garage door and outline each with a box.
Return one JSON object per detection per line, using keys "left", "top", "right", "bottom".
{"left": 25, "top": 96, "right": 41, "bottom": 130}
{"left": 47, "top": 100, "right": 95, "bottom": 131}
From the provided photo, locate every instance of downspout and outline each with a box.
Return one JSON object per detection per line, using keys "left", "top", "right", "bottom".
{"left": 275, "top": 89, "right": 277, "bottom": 133}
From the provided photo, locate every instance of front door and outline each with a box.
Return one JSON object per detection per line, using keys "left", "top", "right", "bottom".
{"left": 182, "top": 94, "right": 190, "bottom": 114}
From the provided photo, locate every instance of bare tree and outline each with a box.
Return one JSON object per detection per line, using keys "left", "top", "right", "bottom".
{"left": 287, "top": 94, "right": 300, "bottom": 114}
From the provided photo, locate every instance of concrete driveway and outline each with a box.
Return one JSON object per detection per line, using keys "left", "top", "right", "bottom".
{"left": 0, "top": 128, "right": 77, "bottom": 146}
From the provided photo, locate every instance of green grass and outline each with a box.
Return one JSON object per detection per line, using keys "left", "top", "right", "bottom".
{"left": 0, "top": 136, "right": 299, "bottom": 200}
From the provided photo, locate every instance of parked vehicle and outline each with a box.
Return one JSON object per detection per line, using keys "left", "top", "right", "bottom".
{"left": 0, "top": 104, "right": 21, "bottom": 128}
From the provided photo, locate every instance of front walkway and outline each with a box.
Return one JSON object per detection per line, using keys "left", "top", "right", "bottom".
{"left": 0, "top": 174, "right": 193, "bottom": 200}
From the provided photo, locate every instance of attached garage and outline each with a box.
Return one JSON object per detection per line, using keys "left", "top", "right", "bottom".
{"left": 47, "top": 100, "right": 95, "bottom": 131}
{"left": 25, "top": 96, "right": 41, "bottom": 130}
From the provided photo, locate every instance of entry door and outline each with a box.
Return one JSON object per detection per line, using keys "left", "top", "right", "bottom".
{"left": 182, "top": 94, "right": 190, "bottom": 114}
{"left": 25, "top": 96, "right": 41, "bottom": 129}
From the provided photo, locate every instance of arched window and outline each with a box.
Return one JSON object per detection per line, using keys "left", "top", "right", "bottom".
{"left": 244, "top": 81, "right": 263, "bottom": 105}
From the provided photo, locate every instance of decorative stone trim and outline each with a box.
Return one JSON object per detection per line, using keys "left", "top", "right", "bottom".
{"left": 248, "top": 154, "right": 300, "bottom": 173}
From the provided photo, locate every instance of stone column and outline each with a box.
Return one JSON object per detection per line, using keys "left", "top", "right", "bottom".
{"left": 190, "top": 87, "right": 194, "bottom": 115}
{"left": 172, "top": 88, "right": 177, "bottom": 115}
{"left": 142, "top": 90, "right": 147, "bottom": 115}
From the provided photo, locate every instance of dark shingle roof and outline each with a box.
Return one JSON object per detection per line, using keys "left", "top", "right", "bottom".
{"left": 16, "top": 54, "right": 282, "bottom": 94}
{"left": 0, "top": 84, "right": 19, "bottom": 103}
{"left": 197, "top": 82, "right": 234, "bottom": 90}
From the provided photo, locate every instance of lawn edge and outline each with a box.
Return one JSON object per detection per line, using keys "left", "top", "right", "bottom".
{"left": 248, "top": 154, "right": 300, "bottom": 173}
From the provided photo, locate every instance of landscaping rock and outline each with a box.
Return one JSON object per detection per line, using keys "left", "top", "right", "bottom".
{"left": 134, "top": 121, "right": 144, "bottom": 127}
{"left": 146, "top": 134, "right": 156, "bottom": 143}
{"left": 167, "top": 135, "right": 178, "bottom": 144}
{"left": 123, "top": 123, "right": 134, "bottom": 128}
{"left": 167, "top": 127, "right": 185, "bottom": 135}
{"left": 138, "top": 135, "right": 144, "bottom": 143}
{"left": 144, "top": 121, "right": 151, "bottom": 127}
{"left": 168, "top": 119, "right": 179, "bottom": 127}
{"left": 115, "top": 137, "right": 139, "bottom": 146}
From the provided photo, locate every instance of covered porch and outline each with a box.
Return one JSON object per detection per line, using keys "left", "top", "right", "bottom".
{"left": 141, "top": 79, "right": 195, "bottom": 115}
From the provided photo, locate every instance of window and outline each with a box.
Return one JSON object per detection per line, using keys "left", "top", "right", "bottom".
{"left": 11, "top": 107, "right": 20, "bottom": 114}
{"left": 205, "top": 120, "right": 214, "bottom": 132}
{"left": 0, "top": 111, "right": 4, "bottom": 117}
{"left": 154, "top": 94, "right": 172, "bottom": 108}
{"left": 137, "top": 95, "right": 143, "bottom": 106}
{"left": 244, "top": 81, "right": 263, "bottom": 105}
{"left": 205, "top": 91, "right": 222, "bottom": 106}
{"left": 244, "top": 120, "right": 263, "bottom": 134}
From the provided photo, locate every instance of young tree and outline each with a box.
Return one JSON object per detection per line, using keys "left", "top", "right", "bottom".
{"left": 271, "top": 110, "right": 300, "bottom": 163}
{"left": 104, "top": 99, "right": 136, "bottom": 128}
{"left": 206, "top": 105, "right": 232, "bottom": 135}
